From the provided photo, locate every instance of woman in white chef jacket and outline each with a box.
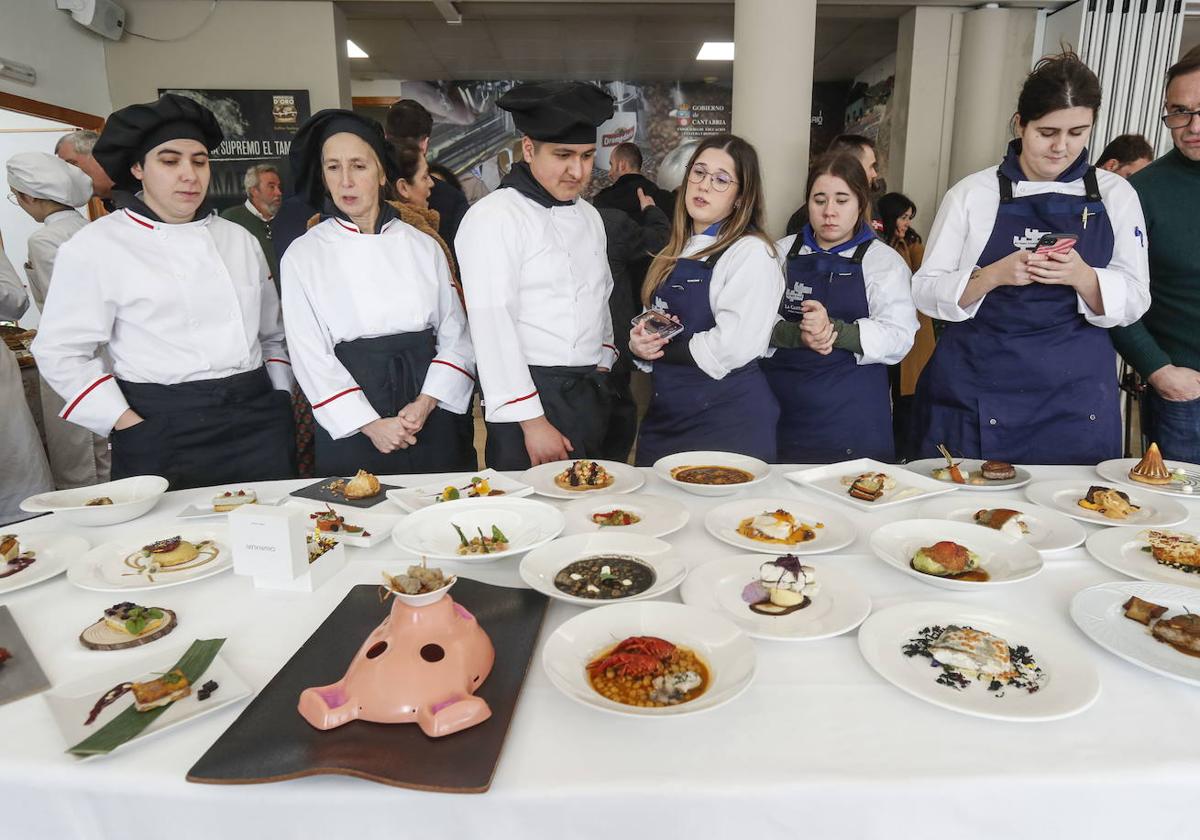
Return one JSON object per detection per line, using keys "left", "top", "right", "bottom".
{"left": 281, "top": 110, "right": 476, "bottom": 476}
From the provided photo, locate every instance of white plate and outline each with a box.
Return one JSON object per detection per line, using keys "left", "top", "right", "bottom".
{"left": 390, "top": 497, "right": 564, "bottom": 563}
{"left": 521, "top": 460, "right": 644, "bottom": 500}
{"left": 904, "top": 458, "right": 1033, "bottom": 491}
{"left": 1071, "top": 581, "right": 1200, "bottom": 687}
{"left": 785, "top": 458, "right": 957, "bottom": 511}
{"left": 868, "top": 519, "right": 1043, "bottom": 590}
{"left": 0, "top": 534, "right": 89, "bottom": 596}
{"left": 518, "top": 532, "right": 687, "bottom": 606}
{"left": 68, "top": 526, "right": 232, "bottom": 592}
{"left": 1096, "top": 456, "right": 1200, "bottom": 498}
{"left": 857, "top": 600, "right": 1101, "bottom": 722}
{"left": 176, "top": 495, "right": 287, "bottom": 520}
{"left": 43, "top": 647, "right": 251, "bottom": 761}
{"left": 541, "top": 601, "right": 756, "bottom": 717}
{"left": 278, "top": 501, "right": 395, "bottom": 548}
{"left": 560, "top": 494, "right": 689, "bottom": 538}
{"left": 703, "top": 497, "right": 855, "bottom": 555}
{"left": 680, "top": 554, "right": 871, "bottom": 641}
{"left": 385, "top": 469, "right": 535, "bottom": 512}
{"left": 1024, "top": 479, "right": 1189, "bottom": 528}
{"left": 1084, "top": 526, "right": 1200, "bottom": 589}
{"left": 651, "top": 451, "right": 770, "bottom": 497}
{"left": 20, "top": 475, "right": 169, "bottom": 527}
{"left": 916, "top": 497, "right": 1087, "bottom": 555}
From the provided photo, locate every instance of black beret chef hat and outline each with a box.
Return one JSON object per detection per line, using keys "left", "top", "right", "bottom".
{"left": 497, "top": 82, "right": 615, "bottom": 145}
{"left": 289, "top": 109, "right": 400, "bottom": 208}
{"left": 93, "top": 93, "right": 223, "bottom": 192}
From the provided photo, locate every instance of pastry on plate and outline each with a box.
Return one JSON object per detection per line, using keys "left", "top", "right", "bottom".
{"left": 1129, "top": 443, "right": 1172, "bottom": 485}
{"left": 212, "top": 488, "right": 257, "bottom": 511}
{"left": 344, "top": 469, "right": 381, "bottom": 500}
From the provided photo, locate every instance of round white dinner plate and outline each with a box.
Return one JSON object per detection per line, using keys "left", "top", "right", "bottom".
{"left": 0, "top": 534, "right": 89, "bottom": 596}
{"left": 904, "top": 458, "right": 1033, "bottom": 491}
{"left": 1071, "top": 581, "right": 1200, "bottom": 687}
{"left": 652, "top": 451, "right": 770, "bottom": 497}
{"left": 703, "top": 497, "right": 855, "bottom": 555}
{"left": 518, "top": 532, "right": 687, "bottom": 607}
{"left": 390, "top": 497, "right": 564, "bottom": 563}
{"left": 560, "top": 494, "right": 689, "bottom": 538}
{"left": 20, "top": 475, "right": 169, "bottom": 527}
{"left": 1096, "top": 456, "right": 1200, "bottom": 499}
{"left": 1024, "top": 479, "right": 1189, "bottom": 528}
{"left": 68, "top": 526, "right": 231, "bottom": 593}
{"left": 542, "top": 601, "right": 756, "bottom": 717}
{"left": 680, "top": 554, "right": 871, "bottom": 641}
{"left": 868, "top": 519, "right": 1043, "bottom": 591}
{"left": 857, "top": 600, "right": 1101, "bottom": 722}
{"left": 1084, "top": 526, "right": 1200, "bottom": 589}
{"left": 521, "top": 460, "right": 644, "bottom": 500}
{"left": 916, "top": 497, "right": 1087, "bottom": 554}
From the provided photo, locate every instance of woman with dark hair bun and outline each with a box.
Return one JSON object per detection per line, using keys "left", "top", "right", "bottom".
{"left": 910, "top": 51, "right": 1151, "bottom": 464}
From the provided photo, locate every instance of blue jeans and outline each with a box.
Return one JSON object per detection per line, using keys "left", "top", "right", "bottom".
{"left": 1143, "top": 390, "right": 1200, "bottom": 463}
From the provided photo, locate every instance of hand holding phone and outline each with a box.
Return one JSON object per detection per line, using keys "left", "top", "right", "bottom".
{"left": 1033, "top": 233, "right": 1078, "bottom": 256}
{"left": 630, "top": 308, "right": 684, "bottom": 341}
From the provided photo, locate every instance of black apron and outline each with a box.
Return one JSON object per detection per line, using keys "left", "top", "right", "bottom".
{"left": 111, "top": 367, "right": 295, "bottom": 490}
{"left": 485, "top": 365, "right": 612, "bottom": 471}
{"left": 314, "top": 329, "right": 475, "bottom": 476}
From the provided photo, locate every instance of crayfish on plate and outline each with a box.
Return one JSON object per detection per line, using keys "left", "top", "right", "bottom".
{"left": 586, "top": 636, "right": 677, "bottom": 677}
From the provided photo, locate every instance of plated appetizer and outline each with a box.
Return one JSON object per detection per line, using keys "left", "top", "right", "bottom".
{"left": 132, "top": 668, "right": 191, "bottom": 712}
{"left": 438, "top": 476, "right": 504, "bottom": 502}
{"left": 844, "top": 471, "right": 894, "bottom": 502}
{"left": 911, "top": 540, "right": 988, "bottom": 582}
{"left": 0, "top": 535, "right": 36, "bottom": 579}
{"left": 930, "top": 445, "right": 1017, "bottom": 485}
{"left": 326, "top": 469, "right": 381, "bottom": 500}
{"left": 1143, "top": 530, "right": 1200, "bottom": 575}
{"left": 554, "top": 555, "right": 656, "bottom": 600}
{"left": 1122, "top": 595, "right": 1200, "bottom": 657}
{"left": 85, "top": 497, "right": 113, "bottom": 506}
{"left": 555, "top": 460, "right": 615, "bottom": 491}
{"left": 123, "top": 536, "right": 219, "bottom": 581}
{"left": 740, "top": 555, "right": 818, "bottom": 616}
{"left": 306, "top": 533, "right": 339, "bottom": 563}
{"left": 453, "top": 524, "right": 509, "bottom": 556}
{"left": 591, "top": 509, "right": 641, "bottom": 527}
{"left": 903, "top": 624, "right": 1044, "bottom": 695}
{"left": 973, "top": 508, "right": 1029, "bottom": 539}
{"left": 736, "top": 509, "right": 820, "bottom": 545}
{"left": 932, "top": 444, "right": 966, "bottom": 484}
{"left": 212, "top": 489, "right": 257, "bottom": 512}
{"left": 309, "top": 505, "right": 370, "bottom": 537}
{"left": 587, "top": 636, "right": 709, "bottom": 707}
{"left": 80, "top": 602, "right": 177, "bottom": 650}
{"left": 670, "top": 465, "right": 755, "bottom": 486}
{"left": 381, "top": 562, "right": 454, "bottom": 597}
{"left": 1129, "top": 443, "right": 1172, "bottom": 486}
{"left": 1078, "top": 485, "right": 1140, "bottom": 520}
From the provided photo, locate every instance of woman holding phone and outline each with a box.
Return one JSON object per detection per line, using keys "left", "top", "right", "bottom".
{"left": 910, "top": 51, "right": 1150, "bottom": 464}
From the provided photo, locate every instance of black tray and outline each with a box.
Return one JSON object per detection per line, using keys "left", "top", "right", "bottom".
{"left": 187, "top": 580, "right": 548, "bottom": 793}
{"left": 289, "top": 477, "right": 402, "bottom": 509}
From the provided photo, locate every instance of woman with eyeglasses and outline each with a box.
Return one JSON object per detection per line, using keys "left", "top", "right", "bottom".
{"left": 629, "top": 134, "right": 784, "bottom": 465}
{"left": 910, "top": 51, "right": 1150, "bottom": 464}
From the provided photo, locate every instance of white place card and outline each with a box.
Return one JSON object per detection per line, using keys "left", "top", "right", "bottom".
{"left": 229, "top": 504, "right": 309, "bottom": 585}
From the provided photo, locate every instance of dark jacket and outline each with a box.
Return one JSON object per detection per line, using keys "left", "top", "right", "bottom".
{"left": 221, "top": 202, "right": 280, "bottom": 290}
{"left": 593, "top": 173, "right": 676, "bottom": 219}
{"left": 271, "top": 194, "right": 317, "bottom": 264}
{"left": 597, "top": 204, "right": 671, "bottom": 376}
{"left": 429, "top": 178, "right": 469, "bottom": 262}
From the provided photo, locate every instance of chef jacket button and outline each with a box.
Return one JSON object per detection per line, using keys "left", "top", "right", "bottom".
{"left": 846, "top": 448, "right": 853, "bottom": 455}
{"left": 1089, "top": 414, "right": 1096, "bottom": 421}
{"left": 989, "top": 418, "right": 997, "bottom": 426}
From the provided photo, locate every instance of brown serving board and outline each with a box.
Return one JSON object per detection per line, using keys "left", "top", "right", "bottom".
{"left": 79, "top": 609, "right": 177, "bottom": 651}
{"left": 187, "top": 579, "right": 549, "bottom": 793}
{"left": 0, "top": 606, "right": 51, "bottom": 707}
{"left": 289, "top": 478, "right": 402, "bottom": 509}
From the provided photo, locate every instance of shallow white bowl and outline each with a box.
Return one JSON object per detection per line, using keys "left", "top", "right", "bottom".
{"left": 20, "top": 475, "right": 169, "bottom": 527}
{"left": 652, "top": 451, "right": 770, "bottom": 497}
{"left": 869, "top": 518, "right": 1044, "bottom": 590}
{"left": 518, "top": 532, "right": 687, "bottom": 606}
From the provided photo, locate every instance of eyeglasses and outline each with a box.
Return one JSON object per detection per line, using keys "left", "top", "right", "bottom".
{"left": 1162, "top": 108, "right": 1200, "bottom": 129}
{"left": 5, "top": 193, "right": 18, "bottom": 206}
{"left": 688, "top": 164, "right": 738, "bottom": 193}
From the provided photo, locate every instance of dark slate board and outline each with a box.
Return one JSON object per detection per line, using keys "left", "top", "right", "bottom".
{"left": 0, "top": 606, "right": 51, "bottom": 707}
{"left": 187, "top": 580, "right": 549, "bottom": 793}
{"left": 288, "top": 478, "right": 402, "bottom": 509}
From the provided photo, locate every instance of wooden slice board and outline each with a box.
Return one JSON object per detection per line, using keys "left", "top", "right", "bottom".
{"left": 79, "top": 610, "right": 178, "bottom": 651}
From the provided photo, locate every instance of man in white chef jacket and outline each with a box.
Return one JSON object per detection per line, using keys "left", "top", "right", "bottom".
{"left": 456, "top": 82, "right": 619, "bottom": 469}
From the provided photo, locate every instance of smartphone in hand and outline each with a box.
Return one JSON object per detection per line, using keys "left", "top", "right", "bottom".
{"left": 631, "top": 308, "right": 684, "bottom": 341}
{"left": 1033, "top": 233, "right": 1078, "bottom": 256}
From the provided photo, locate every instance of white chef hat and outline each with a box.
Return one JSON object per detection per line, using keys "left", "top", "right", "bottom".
{"left": 6, "top": 152, "right": 93, "bottom": 207}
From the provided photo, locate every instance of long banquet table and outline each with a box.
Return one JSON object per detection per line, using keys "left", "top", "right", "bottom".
{"left": 2, "top": 465, "right": 1198, "bottom": 840}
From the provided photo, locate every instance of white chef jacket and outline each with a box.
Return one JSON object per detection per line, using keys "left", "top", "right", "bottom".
{"left": 281, "top": 214, "right": 476, "bottom": 441}
{"left": 771, "top": 235, "right": 919, "bottom": 366}
{"left": 636, "top": 233, "right": 784, "bottom": 380}
{"left": 31, "top": 207, "right": 295, "bottom": 437}
{"left": 26, "top": 209, "right": 87, "bottom": 310}
{"left": 455, "top": 188, "right": 617, "bottom": 423}
{"left": 912, "top": 165, "right": 1151, "bottom": 328}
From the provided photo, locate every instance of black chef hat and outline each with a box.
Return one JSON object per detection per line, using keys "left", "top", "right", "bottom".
{"left": 93, "top": 94, "right": 223, "bottom": 192}
{"left": 497, "top": 82, "right": 615, "bottom": 145}
{"left": 289, "top": 109, "right": 400, "bottom": 208}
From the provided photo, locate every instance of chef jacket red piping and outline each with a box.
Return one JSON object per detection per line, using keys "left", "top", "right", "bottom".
{"left": 312, "top": 386, "right": 363, "bottom": 408}
{"left": 265, "top": 358, "right": 292, "bottom": 366}
{"left": 602, "top": 343, "right": 619, "bottom": 357}
{"left": 333, "top": 218, "right": 360, "bottom": 233}
{"left": 123, "top": 210, "right": 155, "bottom": 230}
{"left": 503, "top": 390, "right": 538, "bottom": 406}
{"left": 63, "top": 374, "right": 114, "bottom": 419}
{"left": 431, "top": 359, "right": 474, "bottom": 380}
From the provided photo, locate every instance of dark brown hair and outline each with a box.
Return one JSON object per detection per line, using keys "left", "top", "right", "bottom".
{"left": 806, "top": 152, "right": 873, "bottom": 232}
{"left": 384, "top": 99, "right": 433, "bottom": 141}
{"left": 610, "top": 142, "right": 643, "bottom": 170}
{"left": 1017, "top": 50, "right": 1102, "bottom": 125}
{"left": 1166, "top": 44, "right": 1200, "bottom": 90}
{"left": 1096, "top": 133, "right": 1154, "bottom": 167}
{"left": 391, "top": 137, "right": 425, "bottom": 184}
{"left": 827, "top": 133, "right": 875, "bottom": 155}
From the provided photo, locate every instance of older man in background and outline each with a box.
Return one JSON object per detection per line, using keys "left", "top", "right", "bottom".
{"left": 54, "top": 129, "right": 114, "bottom": 206}
{"left": 221, "top": 164, "right": 283, "bottom": 287}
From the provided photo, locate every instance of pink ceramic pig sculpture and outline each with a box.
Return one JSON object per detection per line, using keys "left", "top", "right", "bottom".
{"left": 298, "top": 593, "right": 495, "bottom": 737}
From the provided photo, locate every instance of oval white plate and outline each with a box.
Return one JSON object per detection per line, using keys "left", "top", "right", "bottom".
{"left": 68, "top": 526, "right": 231, "bottom": 593}
{"left": 869, "top": 519, "right": 1043, "bottom": 590}
{"left": 1084, "top": 526, "right": 1200, "bottom": 589}
{"left": 652, "top": 451, "right": 770, "bottom": 497}
{"left": 0, "top": 534, "right": 89, "bottom": 596}
{"left": 518, "top": 532, "right": 686, "bottom": 607}
{"left": 680, "top": 554, "right": 870, "bottom": 641}
{"left": 703, "top": 497, "right": 855, "bottom": 555}
{"left": 1071, "top": 581, "right": 1200, "bottom": 687}
{"left": 390, "top": 497, "right": 564, "bottom": 563}
{"left": 857, "top": 600, "right": 1101, "bottom": 722}
{"left": 916, "top": 497, "right": 1087, "bottom": 554}
{"left": 1096, "top": 456, "right": 1200, "bottom": 499}
{"left": 521, "top": 460, "right": 644, "bottom": 500}
{"left": 904, "top": 458, "right": 1032, "bottom": 491}
{"left": 1024, "top": 479, "right": 1189, "bottom": 528}
{"left": 20, "top": 475, "right": 169, "bottom": 527}
{"left": 542, "top": 601, "right": 756, "bottom": 717}
{"left": 560, "top": 494, "right": 689, "bottom": 538}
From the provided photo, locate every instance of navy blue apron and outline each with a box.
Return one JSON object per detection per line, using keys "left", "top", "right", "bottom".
{"left": 761, "top": 226, "right": 894, "bottom": 463}
{"left": 635, "top": 237, "right": 780, "bottom": 466}
{"left": 912, "top": 148, "right": 1120, "bottom": 464}
{"left": 314, "top": 329, "right": 475, "bottom": 476}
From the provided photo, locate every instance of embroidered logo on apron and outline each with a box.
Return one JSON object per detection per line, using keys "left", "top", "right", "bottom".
{"left": 1012, "top": 227, "right": 1052, "bottom": 250}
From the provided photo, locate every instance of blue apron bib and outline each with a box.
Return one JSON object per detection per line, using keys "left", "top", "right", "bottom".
{"left": 912, "top": 152, "right": 1120, "bottom": 464}
{"left": 761, "top": 226, "right": 894, "bottom": 463}
{"left": 635, "top": 238, "right": 780, "bottom": 466}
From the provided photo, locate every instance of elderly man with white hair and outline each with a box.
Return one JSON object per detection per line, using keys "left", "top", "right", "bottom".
{"left": 55, "top": 129, "right": 115, "bottom": 205}
{"left": 221, "top": 163, "right": 282, "bottom": 287}
{"left": 8, "top": 151, "right": 111, "bottom": 489}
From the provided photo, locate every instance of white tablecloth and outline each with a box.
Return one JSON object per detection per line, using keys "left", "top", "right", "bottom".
{"left": 2, "top": 466, "right": 1198, "bottom": 840}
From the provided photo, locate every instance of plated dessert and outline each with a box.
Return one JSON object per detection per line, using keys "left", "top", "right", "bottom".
{"left": 80, "top": 602, "right": 177, "bottom": 650}
{"left": 670, "top": 465, "right": 755, "bottom": 486}
{"left": 123, "top": 536, "right": 220, "bottom": 582}
{"left": 212, "top": 489, "right": 257, "bottom": 512}
{"left": 555, "top": 460, "right": 614, "bottom": 491}
{"left": 741, "top": 555, "right": 818, "bottom": 616}
{"left": 1122, "top": 595, "right": 1200, "bottom": 658}
{"left": 587, "top": 636, "right": 709, "bottom": 707}
{"left": 910, "top": 541, "right": 988, "bottom": 582}
{"left": 0, "top": 535, "right": 36, "bottom": 579}
{"left": 902, "top": 624, "right": 1044, "bottom": 695}
{"left": 553, "top": 555, "right": 656, "bottom": 600}
{"left": 454, "top": 524, "right": 509, "bottom": 556}
{"left": 736, "top": 509, "right": 820, "bottom": 545}
{"left": 1078, "top": 485, "right": 1140, "bottom": 520}
{"left": 1129, "top": 443, "right": 1172, "bottom": 486}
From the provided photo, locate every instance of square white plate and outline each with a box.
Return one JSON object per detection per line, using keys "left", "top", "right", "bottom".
{"left": 785, "top": 458, "right": 958, "bottom": 511}
{"left": 385, "top": 469, "right": 534, "bottom": 512}
{"left": 278, "top": 501, "right": 396, "bottom": 548}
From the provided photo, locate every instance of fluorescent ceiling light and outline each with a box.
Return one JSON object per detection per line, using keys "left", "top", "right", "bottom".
{"left": 347, "top": 40, "right": 368, "bottom": 59}
{"left": 697, "top": 42, "right": 734, "bottom": 61}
